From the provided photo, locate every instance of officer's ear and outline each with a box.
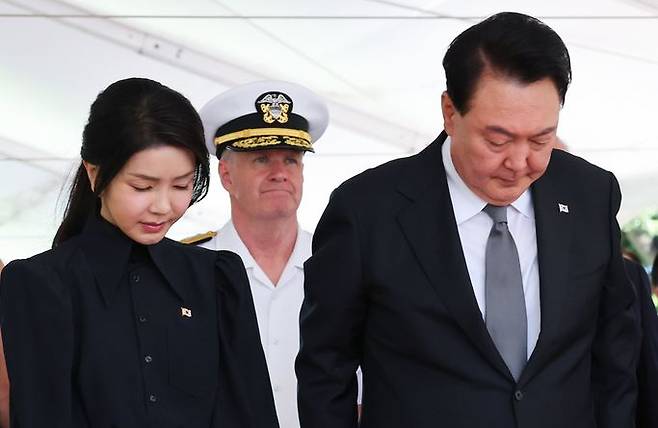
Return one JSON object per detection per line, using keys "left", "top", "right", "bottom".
{"left": 441, "top": 91, "right": 458, "bottom": 136}
{"left": 82, "top": 161, "right": 99, "bottom": 193}
{"left": 218, "top": 157, "right": 233, "bottom": 192}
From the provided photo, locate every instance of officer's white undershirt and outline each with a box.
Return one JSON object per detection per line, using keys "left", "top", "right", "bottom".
{"left": 442, "top": 137, "right": 541, "bottom": 359}
{"left": 202, "top": 220, "right": 310, "bottom": 428}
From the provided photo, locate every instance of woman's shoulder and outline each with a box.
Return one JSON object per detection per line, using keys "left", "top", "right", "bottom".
{"left": 159, "top": 237, "right": 217, "bottom": 264}
{"left": 161, "top": 237, "right": 244, "bottom": 266}
{"left": 158, "top": 239, "right": 247, "bottom": 297}
{"left": 2, "top": 238, "right": 82, "bottom": 278}
{"left": 1, "top": 254, "right": 51, "bottom": 284}
{"left": 0, "top": 241, "right": 82, "bottom": 303}
{"left": 213, "top": 249, "right": 249, "bottom": 298}
{"left": 215, "top": 249, "right": 244, "bottom": 265}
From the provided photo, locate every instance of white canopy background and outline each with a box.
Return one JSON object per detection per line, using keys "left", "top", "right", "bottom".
{"left": 1, "top": 0, "right": 657, "bottom": 261}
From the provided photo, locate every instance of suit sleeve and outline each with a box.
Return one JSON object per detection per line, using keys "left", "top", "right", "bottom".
{"left": 624, "top": 259, "right": 658, "bottom": 428}
{"left": 0, "top": 258, "right": 76, "bottom": 427}
{"left": 212, "top": 251, "right": 279, "bottom": 428}
{"left": 296, "top": 188, "right": 366, "bottom": 428}
{"left": 591, "top": 173, "right": 641, "bottom": 428}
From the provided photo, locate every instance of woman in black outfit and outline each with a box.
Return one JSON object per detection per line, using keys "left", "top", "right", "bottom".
{"left": 0, "top": 78, "right": 278, "bottom": 428}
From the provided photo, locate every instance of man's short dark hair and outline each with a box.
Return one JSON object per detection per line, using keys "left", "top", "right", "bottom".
{"left": 443, "top": 12, "right": 572, "bottom": 114}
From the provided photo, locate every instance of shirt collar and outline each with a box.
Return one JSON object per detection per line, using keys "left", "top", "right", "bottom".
{"left": 511, "top": 186, "right": 533, "bottom": 219}
{"left": 288, "top": 228, "right": 311, "bottom": 269}
{"left": 216, "top": 220, "right": 258, "bottom": 270}
{"left": 80, "top": 214, "right": 187, "bottom": 306}
{"left": 442, "top": 137, "right": 533, "bottom": 224}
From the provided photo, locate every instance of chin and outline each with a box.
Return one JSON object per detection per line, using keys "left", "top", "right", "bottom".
{"left": 263, "top": 203, "right": 297, "bottom": 215}
{"left": 500, "top": 195, "right": 523, "bottom": 205}
{"left": 487, "top": 190, "right": 523, "bottom": 206}
{"left": 258, "top": 208, "right": 296, "bottom": 222}
{"left": 131, "top": 232, "right": 167, "bottom": 246}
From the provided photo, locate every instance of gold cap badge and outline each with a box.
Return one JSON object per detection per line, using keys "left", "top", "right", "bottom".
{"left": 256, "top": 92, "right": 291, "bottom": 124}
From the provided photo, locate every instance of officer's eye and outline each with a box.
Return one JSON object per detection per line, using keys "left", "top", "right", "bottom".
{"left": 285, "top": 157, "right": 299, "bottom": 165}
{"left": 254, "top": 156, "right": 269, "bottom": 164}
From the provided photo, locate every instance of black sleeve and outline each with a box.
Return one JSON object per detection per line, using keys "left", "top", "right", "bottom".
{"left": 591, "top": 173, "right": 641, "bottom": 428}
{"left": 211, "top": 251, "right": 279, "bottom": 428}
{"left": 296, "top": 189, "right": 365, "bottom": 428}
{"left": 0, "top": 258, "right": 76, "bottom": 427}
{"left": 624, "top": 259, "right": 658, "bottom": 428}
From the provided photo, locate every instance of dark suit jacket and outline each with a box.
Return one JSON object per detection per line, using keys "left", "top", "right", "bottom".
{"left": 624, "top": 258, "right": 658, "bottom": 428}
{"left": 297, "top": 132, "right": 639, "bottom": 428}
{"left": 0, "top": 215, "right": 278, "bottom": 428}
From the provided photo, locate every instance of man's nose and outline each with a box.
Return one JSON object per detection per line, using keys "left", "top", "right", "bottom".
{"left": 268, "top": 160, "right": 288, "bottom": 181}
{"left": 504, "top": 144, "right": 530, "bottom": 171}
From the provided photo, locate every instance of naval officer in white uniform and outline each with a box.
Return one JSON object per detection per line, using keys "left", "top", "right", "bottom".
{"left": 183, "top": 81, "right": 328, "bottom": 428}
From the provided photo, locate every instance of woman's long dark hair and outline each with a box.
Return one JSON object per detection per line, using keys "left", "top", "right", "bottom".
{"left": 53, "top": 78, "right": 210, "bottom": 248}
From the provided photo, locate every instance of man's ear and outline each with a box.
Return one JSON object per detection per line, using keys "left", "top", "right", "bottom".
{"left": 82, "top": 161, "right": 99, "bottom": 193}
{"left": 441, "top": 91, "right": 458, "bottom": 136}
{"left": 218, "top": 159, "right": 232, "bottom": 191}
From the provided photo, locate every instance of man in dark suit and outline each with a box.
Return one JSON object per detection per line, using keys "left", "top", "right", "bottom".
{"left": 296, "top": 12, "right": 639, "bottom": 428}
{"left": 652, "top": 254, "right": 658, "bottom": 309}
{"left": 624, "top": 258, "right": 658, "bottom": 427}
{"left": 0, "top": 260, "right": 6, "bottom": 428}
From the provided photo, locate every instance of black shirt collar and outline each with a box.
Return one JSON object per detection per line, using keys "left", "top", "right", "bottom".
{"left": 79, "top": 214, "right": 188, "bottom": 306}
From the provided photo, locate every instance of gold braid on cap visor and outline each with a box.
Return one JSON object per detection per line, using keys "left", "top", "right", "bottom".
{"left": 214, "top": 128, "right": 313, "bottom": 150}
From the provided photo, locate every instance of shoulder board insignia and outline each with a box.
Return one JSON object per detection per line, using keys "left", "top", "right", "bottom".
{"left": 180, "top": 231, "right": 217, "bottom": 245}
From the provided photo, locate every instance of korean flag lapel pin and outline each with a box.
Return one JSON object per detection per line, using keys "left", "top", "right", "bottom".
{"left": 558, "top": 203, "right": 569, "bottom": 214}
{"left": 181, "top": 307, "right": 192, "bottom": 318}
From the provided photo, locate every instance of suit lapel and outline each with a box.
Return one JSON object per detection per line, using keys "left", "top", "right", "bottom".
{"left": 396, "top": 133, "right": 511, "bottom": 378}
{"left": 520, "top": 165, "right": 573, "bottom": 385}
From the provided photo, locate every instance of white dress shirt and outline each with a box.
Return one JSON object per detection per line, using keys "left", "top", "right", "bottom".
{"left": 200, "top": 220, "right": 310, "bottom": 428}
{"left": 442, "top": 138, "right": 541, "bottom": 359}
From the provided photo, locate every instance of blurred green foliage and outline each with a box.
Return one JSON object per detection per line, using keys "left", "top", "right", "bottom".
{"left": 622, "top": 209, "right": 658, "bottom": 267}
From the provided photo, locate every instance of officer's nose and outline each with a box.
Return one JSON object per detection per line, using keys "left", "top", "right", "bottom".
{"left": 269, "top": 160, "right": 288, "bottom": 182}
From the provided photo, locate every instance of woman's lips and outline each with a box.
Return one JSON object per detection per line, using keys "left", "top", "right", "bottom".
{"left": 140, "top": 221, "right": 166, "bottom": 233}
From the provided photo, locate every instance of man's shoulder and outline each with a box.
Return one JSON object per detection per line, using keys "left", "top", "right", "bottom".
{"left": 539, "top": 149, "right": 619, "bottom": 213}
{"left": 546, "top": 149, "right": 612, "bottom": 181}
{"left": 338, "top": 146, "right": 436, "bottom": 195}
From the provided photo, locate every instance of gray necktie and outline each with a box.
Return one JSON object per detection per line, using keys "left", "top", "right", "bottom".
{"left": 483, "top": 204, "right": 527, "bottom": 381}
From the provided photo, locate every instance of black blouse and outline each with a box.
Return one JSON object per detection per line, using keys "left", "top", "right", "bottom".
{"left": 0, "top": 215, "right": 278, "bottom": 428}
